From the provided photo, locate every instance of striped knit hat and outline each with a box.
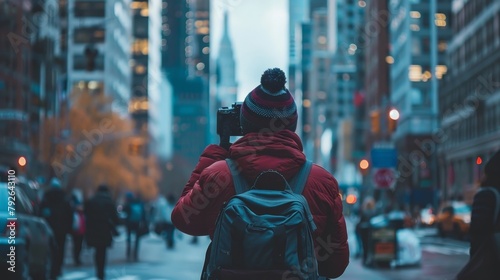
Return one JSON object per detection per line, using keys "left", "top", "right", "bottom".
{"left": 240, "top": 68, "right": 298, "bottom": 134}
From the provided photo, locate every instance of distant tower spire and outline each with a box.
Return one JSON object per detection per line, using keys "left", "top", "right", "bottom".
{"left": 217, "top": 10, "right": 238, "bottom": 107}
{"left": 223, "top": 10, "right": 229, "bottom": 35}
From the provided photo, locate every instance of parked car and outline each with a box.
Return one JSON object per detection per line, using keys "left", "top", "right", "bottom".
{"left": 435, "top": 201, "right": 471, "bottom": 240}
{"left": 0, "top": 181, "right": 55, "bottom": 280}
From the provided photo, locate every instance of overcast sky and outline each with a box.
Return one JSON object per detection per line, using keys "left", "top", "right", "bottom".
{"left": 210, "top": 0, "right": 288, "bottom": 101}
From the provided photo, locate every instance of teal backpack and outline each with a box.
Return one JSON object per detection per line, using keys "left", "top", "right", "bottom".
{"left": 204, "top": 159, "right": 318, "bottom": 280}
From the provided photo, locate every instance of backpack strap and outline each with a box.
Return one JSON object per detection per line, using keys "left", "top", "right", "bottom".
{"left": 226, "top": 159, "right": 313, "bottom": 195}
{"left": 289, "top": 160, "right": 313, "bottom": 195}
{"left": 226, "top": 159, "right": 249, "bottom": 195}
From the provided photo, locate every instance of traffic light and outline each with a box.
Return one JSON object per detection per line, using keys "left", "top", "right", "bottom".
{"left": 370, "top": 110, "right": 380, "bottom": 134}
{"left": 346, "top": 194, "right": 357, "bottom": 205}
{"left": 18, "top": 156, "right": 27, "bottom": 173}
{"left": 388, "top": 108, "right": 399, "bottom": 133}
{"left": 359, "top": 159, "right": 370, "bottom": 176}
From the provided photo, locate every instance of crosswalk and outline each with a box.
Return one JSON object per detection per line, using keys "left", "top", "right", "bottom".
{"left": 420, "top": 236, "right": 470, "bottom": 256}
{"left": 421, "top": 244, "right": 469, "bottom": 255}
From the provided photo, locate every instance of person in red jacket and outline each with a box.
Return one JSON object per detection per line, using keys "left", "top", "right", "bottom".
{"left": 172, "top": 68, "right": 349, "bottom": 279}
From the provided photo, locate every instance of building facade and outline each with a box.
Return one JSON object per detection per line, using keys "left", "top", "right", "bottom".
{"left": 0, "top": 0, "right": 61, "bottom": 175}
{"left": 438, "top": 0, "right": 500, "bottom": 204}
{"left": 364, "top": 0, "right": 390, "bottom": 146}
{"left": 389, "top": 0, "right": 452, "bottom": 207}
{"left": 66, "top": 0, "right": 132, "bottom": 112}
{"left": 162, "top": 0, "right": 211, "bottom": 170}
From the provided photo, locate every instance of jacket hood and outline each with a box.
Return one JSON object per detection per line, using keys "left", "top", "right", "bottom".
{"left": 229, "top": 130, "right": 306, "bottom": 182}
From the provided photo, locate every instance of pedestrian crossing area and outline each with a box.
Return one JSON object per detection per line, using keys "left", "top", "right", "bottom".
{"left": 421, "top": 244, "right": 469, "bottom": 256}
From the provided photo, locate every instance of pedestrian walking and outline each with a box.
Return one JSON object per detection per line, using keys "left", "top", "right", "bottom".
{"left": 457, "top": 150, "right": 500, "bottom": 280}
{"left": 153, "top": 194, "right": 177, "bottom": 249}
{"left": 123, "top": 192, "right": 148, "bottom": 261}
{"left": 84, "top": 185, "right": 119, "bottom": 280}
{"left": 39, "top": 178, "right": 73, "bottom": 279}
{"left": 70, "top": 193, "right": 86, "bottom": 266}
{"left": 355, "top": 196, "right": 377, "bottom": 265}
{"left": 172, "top": 68, "right": 349, "bottom": 279}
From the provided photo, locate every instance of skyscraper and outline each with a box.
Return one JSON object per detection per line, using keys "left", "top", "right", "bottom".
{"left": 389, "top": 0, "right": 452, "bottom": 205}
{"left": 438, "top": 0, "right": 500, "bottom": 203}
{"left": 0, "top": 0, "right": 61, "bottom": 175}
{"left": 162, "top": 0, "right": 211, "bottom": 171}
{"left": 216, "top": 12, "right": 238, "bottom": 107}
{"left": 66, "top": 0, "right": 132, "bottom": 112}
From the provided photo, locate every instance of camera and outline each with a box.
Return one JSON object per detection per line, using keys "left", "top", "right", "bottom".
{"left": 217, "top": 102, "right": 243, "bottom": 137}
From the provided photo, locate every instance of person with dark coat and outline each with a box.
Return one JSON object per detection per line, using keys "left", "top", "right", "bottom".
{"left": 70, "top": 193, "right": 86, "bottom": 266}
{"left": 84, "top": 185, "right": 119, "bottom": 280}
{"left": 123, "top": 192, "right": 148, "bottom": 261}
{"left": 39, "top": 178, "right": 73, "bottom": 279}
{"left": 458, "top": 150, "right": 500, "bottom": 279}
{"left": 355, "top": 197, "right": 377, "bottom": 264}
{"left": 172, "top": 68, "right": 349, "bottom": 279}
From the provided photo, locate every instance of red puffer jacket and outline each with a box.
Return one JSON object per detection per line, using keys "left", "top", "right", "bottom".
{"left": 172, "top": 130, "right": 349, "bottom": 278}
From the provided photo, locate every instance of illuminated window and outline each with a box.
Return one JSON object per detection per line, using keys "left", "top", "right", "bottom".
{"left": 140, "top": 8, "right": 149, "bottom": 17}
{"left": 436, "top": 65, "right": 448, "bottom": 79}
{"left": 131, "top": 39, "right": 148, "bottom": 55}
{"left": 409, "top": 65, "right": 422, "bottom": 82}
{"left": 134, "top": 64, "right": 146, "bottom": 74}
{"left": 410, "top": 11, "right": 421, "bottom": 18}
{"left": 422, "top": 71, "right": 432, "bottom": 82}
{"left": 202, "top": 47, "right": 209, "bottom": 54}
{"left": 438, "top": 41, "right": 448, "bottom": 52}
{"left": 435, "top": 13, "right": 447, "bottom": 27}
{"left": 131, "top": 1, "right": 148, "bottom": 9}
{"left": 195, "top": 20, "right": 209, "bottom": 35}
{"left": 303, "top": 99, "right": 311, "bottom": 108}
{"left": 74, "top": 27, "right": 105, "bottom": 43}
{"left": 410, "top": 24, "right": 420, "bottom": 31}
{"left": 386, "top": 56, "right": 394, "bottom": 64}
{"left": 196, "top": 62, "right": 205, "bottom": 71}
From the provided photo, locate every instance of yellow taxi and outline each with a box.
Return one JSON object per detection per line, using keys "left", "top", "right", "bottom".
{"left": 435, "top": 201, "right": 471, "bottom": 240}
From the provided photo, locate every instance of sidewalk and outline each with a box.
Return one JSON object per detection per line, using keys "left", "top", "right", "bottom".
{"left": 61, "top": 227, "right": 210, "bottom": 279}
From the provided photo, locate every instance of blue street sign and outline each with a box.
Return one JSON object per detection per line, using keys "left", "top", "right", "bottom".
{"left": 371, "top": 148, "right": 397, "bottom": 168}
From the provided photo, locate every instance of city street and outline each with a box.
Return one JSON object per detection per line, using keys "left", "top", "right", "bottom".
{"left": 58, "top": 222, "right": 469, "bottom": 280}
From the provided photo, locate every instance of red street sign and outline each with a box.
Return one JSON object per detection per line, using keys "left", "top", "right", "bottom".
{"left": 373, "top": 168, "right": 396, "bottom": 189}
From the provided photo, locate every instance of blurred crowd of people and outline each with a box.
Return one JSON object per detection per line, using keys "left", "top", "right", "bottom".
{"left": 36, "top": 179, "right": 181, "bottom": 280}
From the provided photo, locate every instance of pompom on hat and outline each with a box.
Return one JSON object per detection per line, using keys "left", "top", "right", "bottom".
{"left": 240, "top": 68, "right": 298, "bottom": 134}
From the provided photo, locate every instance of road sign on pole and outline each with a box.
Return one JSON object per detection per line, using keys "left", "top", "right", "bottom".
{"left": 373, "top": 168, "right": 396, "bottom": 189}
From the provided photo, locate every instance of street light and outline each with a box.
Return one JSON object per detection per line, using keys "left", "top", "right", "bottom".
{"left": 388, "top": 108, "right": 399, "bottom": 133}
{"left": 389, "top": 108, "right": 400, "bottom": 121}
{"left": 359, "top": 159, "right": 370, "bottom": 176}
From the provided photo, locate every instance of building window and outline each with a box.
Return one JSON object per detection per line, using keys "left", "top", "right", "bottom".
{"left": 131, "top": 39, "right": 148, "bottom": 55}
{"left": 412, "top": 38, "right": 421, "bottom": 55}
{"left": 73, "top": 54, "right": 104, "bottom": 71}
{"left": 438, "top": 40, "right": 448, "bottom": 52}
{"left": 74, "top": 1, "right": 105, "bottom": 17}
{"left": 74, "top": 27, "right": 105, "bottom": 44}
{"left": 435, "top": 13, "right": 447, "bottom": 27}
